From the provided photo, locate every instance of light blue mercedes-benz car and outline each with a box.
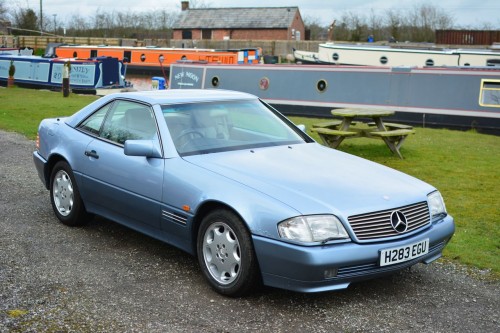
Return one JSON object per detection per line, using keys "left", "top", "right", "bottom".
{"left": 33, "top": 89, "right": 454, "bottom": 296}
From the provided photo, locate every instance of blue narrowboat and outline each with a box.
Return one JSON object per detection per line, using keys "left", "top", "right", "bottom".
{"left": 0, "top": 50, "right": 128, "bottom": 92}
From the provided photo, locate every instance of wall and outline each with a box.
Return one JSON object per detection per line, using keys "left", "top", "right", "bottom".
{"left": 174, "top": 29, "right": 293, "bottom": 41}
{"left": 289, "top": 11, "right": 305, "bottom": 41}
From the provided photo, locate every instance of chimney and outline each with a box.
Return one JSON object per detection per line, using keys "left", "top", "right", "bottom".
{"left": 181, "top": 1, "right": 189, "bottom": 11}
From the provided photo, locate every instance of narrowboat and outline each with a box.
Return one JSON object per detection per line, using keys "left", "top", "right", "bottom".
{"left": 52, "top": 44, "right": 262, "bottom": 75}
{"left": 0, "top": 47, "right": 20, "bottom": 56}
{"left": 0, "top": 51, "right": 128, "bottom": 93}
{"left": 169, "top": 62, "right": 500, "bottom": 134}
{"left": 294, "top": 43, "right": 500, "bottom": 67}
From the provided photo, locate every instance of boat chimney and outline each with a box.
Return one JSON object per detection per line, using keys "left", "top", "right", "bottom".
{"left": 181, "top": 1, "right": 189, "bottom": 11}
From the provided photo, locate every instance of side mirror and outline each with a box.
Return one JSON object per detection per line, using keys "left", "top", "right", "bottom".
{"left": 296, "top": 124, "right": 306, "bottom": 132}
{"left": 124, "top": 140, "right": 162, "bottom": 158}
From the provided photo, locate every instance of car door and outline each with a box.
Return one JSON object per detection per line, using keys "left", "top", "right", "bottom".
{"left": 78, "top": 99, "right": 164, "bottom": 232}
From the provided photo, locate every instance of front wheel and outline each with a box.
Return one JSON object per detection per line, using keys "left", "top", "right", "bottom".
{"left": 197, "top": 209, "right": 260, "bottom": 297}
{"left": 49, "top": 161, "right": 90, "bottom": 226}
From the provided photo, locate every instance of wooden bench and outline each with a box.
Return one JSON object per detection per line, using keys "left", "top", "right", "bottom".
{"left": 368, "top": 122, "right": 413, "bottom": 130}
{"left": 369, "top": 129, "right": 415, "bottom": 137}
{"left": 312, "top": 119, "right": 343, "bottom": 129}
{"left": 369, "top": 129, "right": 415, "bottom": 158}
{"left": 311, "top": 127, "right": 358, "bottom": 148}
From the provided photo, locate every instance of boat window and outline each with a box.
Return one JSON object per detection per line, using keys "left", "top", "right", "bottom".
{"left": 425, "top": 59, "right": 434, "bottom": 66}
{"left": 140, "top": 54, "right": 146, "bottom": 62}
{"left": 211, "top": 76, "right": 219, "bottom": 87}
{"left": 332, "top": 53, "right": 339, "bottom": 61}
{"left": 317, "top": 79, "right": 327, "bottom": 92}
{"left": 380, "top": 56, "right": 388, "bottom": 65}
{"left": 479, "top": 79, "right": 500, "bottom": 107}
{"left": 487, "top": 59, "right": 500, "bottom": 67}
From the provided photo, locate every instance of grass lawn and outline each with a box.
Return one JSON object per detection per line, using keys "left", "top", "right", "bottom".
{"left": 1, "top": 87, "right": 499, "bottom": 278}
{"left": 294, "top": 116, "right": 500, "bottom": 278}
{"left": 0, "top": 87, "right": 98, "bottom": 139}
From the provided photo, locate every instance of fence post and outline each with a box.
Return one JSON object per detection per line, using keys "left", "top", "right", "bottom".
{"left": 62, "top": 61, "right": 70, "bottom": 97}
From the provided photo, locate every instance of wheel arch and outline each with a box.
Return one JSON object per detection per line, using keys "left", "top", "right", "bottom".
{"left": 193, "top": 200, "right": 263, "bottom": 295}
{"left": 44, "top": 153, "right": 70, "bottom": 189}
{"left": 191, "top": 200, "right": 250, "bottom": 255}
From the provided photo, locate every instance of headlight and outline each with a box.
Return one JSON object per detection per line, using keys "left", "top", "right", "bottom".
{"left": 278, "top": 215, "right": 350, "bottom": 243}
{"left": 428, "top": 191, "right": 447, "bottom": 221}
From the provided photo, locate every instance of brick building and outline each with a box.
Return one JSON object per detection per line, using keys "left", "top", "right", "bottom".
{"left": 173, "top": 2, "right": 305, "bottom": 41}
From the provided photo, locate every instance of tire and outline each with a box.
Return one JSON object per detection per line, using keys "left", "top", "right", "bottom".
{"left": 49, "top": 161, "right": 90, "bottom": 227}
{"left": 197, "top": 209, "right": 260, "bottom": 297}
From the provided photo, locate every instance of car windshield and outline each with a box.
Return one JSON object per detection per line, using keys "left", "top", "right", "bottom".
{"left": 161, "top": 99, "right": 307, "bottom": 156}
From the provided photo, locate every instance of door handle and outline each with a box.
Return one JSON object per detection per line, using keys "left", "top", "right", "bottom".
{"left": 84, "top": 150, "right": 99, "bottom": 159}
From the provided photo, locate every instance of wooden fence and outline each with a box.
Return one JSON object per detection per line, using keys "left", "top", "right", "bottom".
{"left": 436, "top": 30, "right": 500, "bottom": 45}
{"left": 7, "top": 36, "right": 321, "bottom": 58}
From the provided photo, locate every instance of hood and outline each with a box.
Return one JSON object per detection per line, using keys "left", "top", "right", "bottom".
{"left": 184, "top": 143, "right": 434, "bottom": 217}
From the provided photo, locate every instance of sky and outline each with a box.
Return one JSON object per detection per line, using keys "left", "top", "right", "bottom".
{"left": 13, "top": 0, "right": 500, "bottom": 29}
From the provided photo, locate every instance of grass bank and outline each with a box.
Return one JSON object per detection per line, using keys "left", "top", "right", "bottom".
{"left": 1, "top": 87, "right": 498, "bottom": 277}
{"left": 0, "top": 87, "right": 98, "bottom": 139}
{"left": 295, "top": 116, "right": 499, "bottom": 278}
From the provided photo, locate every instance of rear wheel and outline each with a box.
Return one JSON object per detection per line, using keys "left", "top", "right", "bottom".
{"left": 49, "top": 161, "right": 90, "bottom": 226}
{"left": 197, "top": 209, "right": 260, "bottom": 297}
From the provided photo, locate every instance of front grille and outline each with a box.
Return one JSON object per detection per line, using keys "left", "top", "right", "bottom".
{"left": 348, "top": 202, "right": 430, "bottom": 241}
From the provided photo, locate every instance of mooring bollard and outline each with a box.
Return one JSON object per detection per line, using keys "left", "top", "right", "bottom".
{"left": 63, "top": 61, "right": 70, "bottom": 97}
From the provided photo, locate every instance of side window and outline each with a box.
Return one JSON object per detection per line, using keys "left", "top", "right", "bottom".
{"left": 479, "top": 79, "right": 500, "bottom": 107}
{"left": 101, "top": 100, "right": 157, "bottom": 145}
{"left": 78, "top": 103, "right": 112, "bottom": 135}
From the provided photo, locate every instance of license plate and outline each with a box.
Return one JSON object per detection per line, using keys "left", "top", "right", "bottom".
{"left": 379, "top": 239, "right": 429, "bottom": 266}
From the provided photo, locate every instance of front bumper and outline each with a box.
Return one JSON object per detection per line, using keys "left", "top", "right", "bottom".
{"left": 253, "top": 215, "right": 455, "bottom": 293}
{"left": 33, "top": 151, "right": 49, "bottom": 189}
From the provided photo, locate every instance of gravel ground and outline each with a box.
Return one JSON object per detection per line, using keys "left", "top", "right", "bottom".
{"left": 0, "top": 129, "right": 499, "bottom": 333}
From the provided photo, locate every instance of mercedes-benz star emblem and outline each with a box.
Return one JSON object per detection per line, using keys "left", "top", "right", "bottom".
{"left": 390, "top": 211, "right": 408, "bottom": 233}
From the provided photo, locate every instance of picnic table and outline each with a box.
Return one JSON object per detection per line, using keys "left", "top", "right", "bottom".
{"left": 311, "top": 108, "right": 415, "bottom": 159}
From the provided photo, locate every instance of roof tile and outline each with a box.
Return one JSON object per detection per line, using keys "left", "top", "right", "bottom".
{"left": 175, "top": 7, "right": 299, "bottom": 29}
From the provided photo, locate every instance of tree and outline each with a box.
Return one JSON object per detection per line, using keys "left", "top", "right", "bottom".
{"left": 0, "top": 0, "right": 7, "bottom": 20}
{"left": 385, "top": 9, "right": 402, "bottom": 42}
{"left": 405, "top": 3, "right": 453, "bottom": 42}
{"left": 367, "top": 9, "right": 383, "bottom": 42}
{"left": 12, "top": 8, "right": 38, "bottom": 35}
{"left": 303, "top": 15, "right": 327, "bottom": 40}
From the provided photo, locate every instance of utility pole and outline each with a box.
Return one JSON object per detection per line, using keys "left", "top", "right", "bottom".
{"left": 53, "top": 14, "right": 57, "bottom": 35}
{"left": 40, "top": 0, "right": 43, "bottom": 35}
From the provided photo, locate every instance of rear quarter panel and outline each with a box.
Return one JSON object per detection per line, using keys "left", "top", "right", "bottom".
{"left": 38, "top": 118, "right": 94, "bottom": 194}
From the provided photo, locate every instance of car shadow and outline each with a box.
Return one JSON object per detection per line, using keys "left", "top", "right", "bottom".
{"left": 79, "top": 214, "right": 435, "bottom": 304}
